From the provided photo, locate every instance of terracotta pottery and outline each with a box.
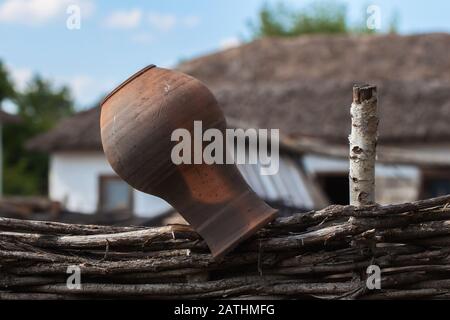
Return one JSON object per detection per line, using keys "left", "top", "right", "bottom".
{"left": 100, "top": 65, "right": 277, "bottom": 258}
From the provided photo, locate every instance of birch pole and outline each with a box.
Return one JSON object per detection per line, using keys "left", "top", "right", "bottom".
{"left": 349, "top": 84, "right": 378, "bottom": 206}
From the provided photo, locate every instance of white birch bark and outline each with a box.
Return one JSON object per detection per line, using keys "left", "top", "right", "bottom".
{"left": 349, "top": 85, "right": 378, "bottom": 206}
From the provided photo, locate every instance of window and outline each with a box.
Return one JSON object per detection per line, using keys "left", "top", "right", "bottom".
{"left": 98, "top": 175, "right": 133, "bottom": 215}
{"left": 316, "top": 173, "right": 349, "bottom": 205}
{"left": 421, "top": 170, "right": 450, "bottom": 199}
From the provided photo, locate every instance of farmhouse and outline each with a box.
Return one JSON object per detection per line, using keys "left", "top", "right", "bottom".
{"left": 28, "top": 33, "right": 450, "bottom": 220}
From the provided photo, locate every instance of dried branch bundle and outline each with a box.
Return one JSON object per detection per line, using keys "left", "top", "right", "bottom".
{"left": 2, "top": 195, "right": 450, "bottom": 300}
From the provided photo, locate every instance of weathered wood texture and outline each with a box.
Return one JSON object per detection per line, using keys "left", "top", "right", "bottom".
{"left": 2, "top": 194, "right": 450, "bottom": 299}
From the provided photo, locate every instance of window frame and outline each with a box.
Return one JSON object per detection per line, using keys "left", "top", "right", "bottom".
{"left": 97, "top": 175, "right": 134, "bottom": 217}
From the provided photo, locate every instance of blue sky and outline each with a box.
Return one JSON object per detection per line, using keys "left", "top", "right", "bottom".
{"left": 0, "top": 0, "right": 449, "bottom": 111}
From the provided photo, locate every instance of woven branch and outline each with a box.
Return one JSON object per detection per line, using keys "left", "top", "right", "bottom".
{"left": 2, "top": 194, "right": 450, "bottom": 300}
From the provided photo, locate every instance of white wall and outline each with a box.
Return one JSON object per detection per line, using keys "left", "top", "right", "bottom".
{"left": 49, "top": 152, "right": 172, "bottom": 217}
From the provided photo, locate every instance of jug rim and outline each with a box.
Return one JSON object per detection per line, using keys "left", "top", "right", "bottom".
{"left": 101, "top": 64, "right": 156, "bottom": 106}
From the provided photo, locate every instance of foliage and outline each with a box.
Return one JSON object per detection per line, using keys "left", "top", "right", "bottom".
{"left": 2, "top": 72, "right": 75, "bottom": 196}
{"left": 248, "top": 1, "right": 396, "bottom": 38}
{"left": 0, "top": 62, "right": 15, "bottom": 103}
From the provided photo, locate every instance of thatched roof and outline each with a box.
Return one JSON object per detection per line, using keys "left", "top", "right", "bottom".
{"left": 0, "top": 110, "right": 20, "bottom": 125}
{"left": 28, "top": 107, "right": 101, "bottom": 152}
{"left": 28, "top": 33, "right": 450, "bottom": 152}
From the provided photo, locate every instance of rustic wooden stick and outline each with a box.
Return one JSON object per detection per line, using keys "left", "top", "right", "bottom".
{"left": 363, "top": 289, "right": 448, "bottom": 300}
{"left": 349, "top": 84, "right": 378, "bottom": 206}
{"left": 0, "top": 292, "right": 77, "bottom": 300}
{"left": 0, "top": 224, "right": 198, "bottom": 249}
{"left": 0, "top": 217, "right": 145, "bottom": 235}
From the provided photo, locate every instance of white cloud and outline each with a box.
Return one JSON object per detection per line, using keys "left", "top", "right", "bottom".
{"left": 131, "top": 32, "right": 154, "bottom": 45}
{"left": 219, "top": 37, "right": 241, "bottom": 50}
{"left": 148, "top": 12, "right": 176, "bottom": 31}
{"left": 66, "top": 75, "right": 115, "bottom": 106}
{"left": 159, "top": 59, "right": 177, "bottom": 69}
{"left": 68, "top": 75, "right": 93, "bottom": 100}
{"left": 182, "top": 15, "right": 200, "bottom": 28}
{"left": 5, "top": 64, "right": 113, "bottom": 107}
{"left": 146, "top": 13, "right": 200, "bottom": 31}
{"left": 7, "top": 65, "right": 33, "bottom": 91}
{"left": 1, "top": 99, "right": 18, "bottom": 114}
{"left": 0, "top": 0, "right": 94, "bottom": 25}
{"left": 104, "top": 8, "right": 142, "bottom": 29}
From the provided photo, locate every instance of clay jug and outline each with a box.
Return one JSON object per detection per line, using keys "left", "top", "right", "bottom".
{"left": 100, "top": 65, "right": 277, "bottom": 258}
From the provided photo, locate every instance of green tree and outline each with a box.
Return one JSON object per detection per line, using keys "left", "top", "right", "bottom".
{"left": 248, "top": 1, "right": 386, "bottom": 39}
{"left": 3, "top": 76, "right": 75, "bottom": 195}
{"left": 0, "top": 61, "right": 16, "bottom": 196}
{"left": 388, "top": 10, "right": 400, "bottom": 34}
{"left": 0, "top": 61, "right": 15, "bottom": 102}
